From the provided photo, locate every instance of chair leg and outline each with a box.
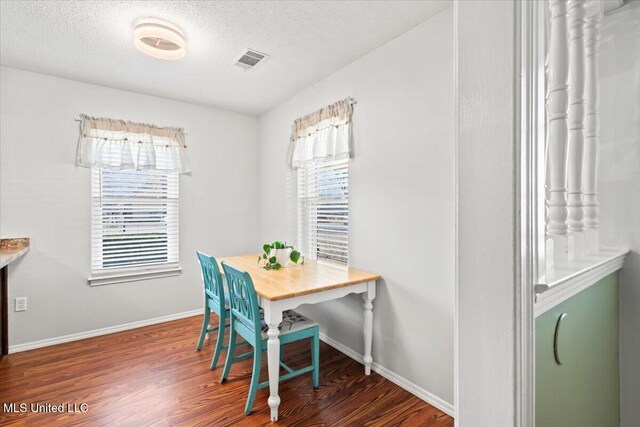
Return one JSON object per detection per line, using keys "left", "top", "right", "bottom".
{"left": 312, "top": 329, "right": 320, "bottom": 388}
{"left": 210, "top": 312, "right": 225, "bottom": 370}
{"left": 196, "top": 305, "right": 210, "bottom": 351}
{"left": 245, "top": 344, "right": 262, "bottom": 415}
{"left": 221, "top": 326, "right": 237, "bottom": 382}
{"left": 280, "top": 343, "right": 285, "bottom": 362}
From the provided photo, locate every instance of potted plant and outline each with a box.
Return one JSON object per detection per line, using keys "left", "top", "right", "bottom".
{"left": 258, "top": 241, "right": 304, "bottom": 270}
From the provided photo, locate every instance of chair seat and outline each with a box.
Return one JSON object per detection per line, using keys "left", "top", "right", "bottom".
{"left": 260, "top": 310, "right": 318, "bottom": 340}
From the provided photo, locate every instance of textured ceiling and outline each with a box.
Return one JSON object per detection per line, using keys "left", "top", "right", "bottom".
{"left": 0, "top": 0, "right": 451, "bottom": 115}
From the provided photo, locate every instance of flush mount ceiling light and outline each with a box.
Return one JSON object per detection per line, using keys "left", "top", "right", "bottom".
{"left": 134, "top": 19, "right": 185, "bottom": 60}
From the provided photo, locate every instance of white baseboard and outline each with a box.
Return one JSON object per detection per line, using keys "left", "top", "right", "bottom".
{"left": 319, "top": 332, "right": 455, "bottom": 417}
{"left": 9, "top": 309, "right": 202, "bottom": 353}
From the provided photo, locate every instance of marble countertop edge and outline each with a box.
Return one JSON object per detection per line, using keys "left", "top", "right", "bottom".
{"left": 0, "top": 238, "right": 30, "bottom": 269}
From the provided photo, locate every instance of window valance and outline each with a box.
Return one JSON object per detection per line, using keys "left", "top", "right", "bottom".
{"left": 287, "top": 98, "right": 354, "bottom": 169}
{"left": 75, "top": 114, "right": 191, "bottom": 174}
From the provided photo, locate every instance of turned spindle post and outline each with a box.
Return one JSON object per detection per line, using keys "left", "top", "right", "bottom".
{"left": 567, "top": 0, "right": 588, "bottom": 257}
{"left": 583, "top": 12, "right": 601, "bottom": 254}
{"left": 546, "top": 0, "right": 571, "bottom": 262}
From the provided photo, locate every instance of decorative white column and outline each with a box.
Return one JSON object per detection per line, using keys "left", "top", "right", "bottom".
{"left": 566, "top": 0, "right": 588, "bottom": 258}
{"left": 546, "top": 0, "right": 571, "bottom": 262}
{"left": 583, "top": 11, "right": 601, "bottom": 254}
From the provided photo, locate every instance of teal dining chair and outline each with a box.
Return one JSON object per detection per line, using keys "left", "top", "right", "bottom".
{"left": 196, "top": 252, "right": 237, "bottom": 370}
{"left": 220, "top": 261, "right": 320, "bottom": 415}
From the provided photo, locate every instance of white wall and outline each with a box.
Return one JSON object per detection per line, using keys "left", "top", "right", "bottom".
{"left": 257, "top": 8, "right": 455, "bottom": 409}
{"left": 456, "top": 1, "right": 519, "bottom": 425}
{"left": 597, "top": 2, "right": 640, "bottom": 425}
{"left": 0, "top": 66, "right": 259, "bottom": 346}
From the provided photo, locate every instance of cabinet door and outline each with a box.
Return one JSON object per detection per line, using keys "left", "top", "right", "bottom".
{"left": 536, "top": 273, "right": 620, "bottom": 427}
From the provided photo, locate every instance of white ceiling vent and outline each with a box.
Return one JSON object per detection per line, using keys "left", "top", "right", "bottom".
{"left": 234, "top": 49, "right": 268, "bottom": 70}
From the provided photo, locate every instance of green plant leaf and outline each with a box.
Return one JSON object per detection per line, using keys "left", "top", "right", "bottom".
{"left": 269, "top": 256, "right": 277, "bottom": 264}
{"left": 274, "top": 241, "right": 284, "bottom": 249}
{"left": 257, "top": 256, "right": 261, "bottom": 264}
{"left": 263, "top": 244, "right": 271, "bottom": 254}
{"left": 274, "top": 263, "right": 281, "bottom": 270}
{"left": 262, "top": 253, "right": 267, "bottom": 259}
{"left": 290, "top": 250, "right": 300, "bottom": 263}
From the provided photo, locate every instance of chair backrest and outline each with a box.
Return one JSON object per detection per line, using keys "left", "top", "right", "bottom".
{"left": 221, "top": 261, "right": 261, "bottom": 339}
{"left": 196, "top": 252, "right": 225, "bottom": 305}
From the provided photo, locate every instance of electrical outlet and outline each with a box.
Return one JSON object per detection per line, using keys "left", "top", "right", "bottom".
{"left": 15, "top": 297, "right": 27, "bottom": 312}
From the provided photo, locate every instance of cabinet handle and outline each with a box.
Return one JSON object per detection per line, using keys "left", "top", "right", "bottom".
{"left": 554, "top": 313, "right": 568, "bottom": 365}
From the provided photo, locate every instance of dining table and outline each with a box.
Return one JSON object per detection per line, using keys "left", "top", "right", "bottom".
{"left": 217, "top": 254, "right": 380, "bottom": 421}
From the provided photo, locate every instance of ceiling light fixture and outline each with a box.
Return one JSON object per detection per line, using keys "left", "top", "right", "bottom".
{"left": 134, "top": 19, "right": 185, "bottom": 60}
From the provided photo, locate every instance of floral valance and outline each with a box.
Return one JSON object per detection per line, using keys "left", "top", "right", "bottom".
{"left": 287, "top": 98, "right": 354, "bottom": 169}
{"left": 75, "top": 114, "right": 191, "bottom": 174}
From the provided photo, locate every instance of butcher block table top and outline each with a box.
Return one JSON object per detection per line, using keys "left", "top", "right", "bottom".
{"left": 217, "top": 254, "right": 380, "bottom": 301}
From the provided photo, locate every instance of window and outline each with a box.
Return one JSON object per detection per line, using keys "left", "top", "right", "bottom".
{"left": 90, "top": 168, "right": 179, "bottom": 284}
{"left": 297, "top": 158, "right": 349, "bottom": 265}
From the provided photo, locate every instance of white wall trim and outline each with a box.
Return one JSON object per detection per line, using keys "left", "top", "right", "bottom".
{"left": 9, "top": 309, "right": 201, "bottom": 353}
{"left": 452, "top": 0, "right": 460, "bottom": 420}
{"left": 517, "top": 1, "right": 542, "bottom": 425}
{"left": 319, "top": 331, "right": 455, "bottom": 417}
{"left": 88, "top": 266, "right": 182, "bottom": 286}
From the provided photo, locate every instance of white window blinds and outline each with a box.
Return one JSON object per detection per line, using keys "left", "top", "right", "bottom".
{"left": 297, "top": 158, "right": 349, "bottom": 265}
{"left": 91, "top": 168, "right": 179, "bottom": 276}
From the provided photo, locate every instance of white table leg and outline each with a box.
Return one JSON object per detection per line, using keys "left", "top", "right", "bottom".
{"left": 263, "top": 301, "right": 283, "bottom": 421}
{"left": 362, "top": 281, "right": 376, "bottom": 375}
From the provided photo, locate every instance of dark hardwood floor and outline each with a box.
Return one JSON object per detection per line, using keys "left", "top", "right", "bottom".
{"left": 0, "top": 315, "right": 453, "bottom": 426}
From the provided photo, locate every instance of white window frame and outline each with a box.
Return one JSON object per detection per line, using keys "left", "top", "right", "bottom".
{"left": 88, "top": 168, "right": 181, "bottom": 286}
{"left": 297, "top": 158, "right": 349, "bottom": 266}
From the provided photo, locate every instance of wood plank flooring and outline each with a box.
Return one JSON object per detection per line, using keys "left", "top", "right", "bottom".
{"left": 0, "top": 315, "right": 453, "bottom": 426}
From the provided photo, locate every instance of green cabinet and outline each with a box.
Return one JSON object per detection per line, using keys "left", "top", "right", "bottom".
{"left": 536, "top": 272, "right": 620, "bottom": 427}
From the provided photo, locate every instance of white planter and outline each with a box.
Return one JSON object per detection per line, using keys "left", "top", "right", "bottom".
{"left": 272, "top": 247, "right": 292, "bottom": 267}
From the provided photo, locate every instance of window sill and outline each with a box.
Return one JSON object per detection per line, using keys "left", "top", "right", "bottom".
{"left": 88, "top": 266, "right": 182, "bottom": 286}
{"left": 534, "top": 249, "right": 628, "bottom": 317}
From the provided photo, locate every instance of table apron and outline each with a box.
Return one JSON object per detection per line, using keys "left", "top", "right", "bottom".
{"left": 259, "top": 281, "right": 374, "bottom": 312}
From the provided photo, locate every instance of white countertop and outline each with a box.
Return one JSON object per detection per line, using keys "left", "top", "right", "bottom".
{"left": 534, "top": 248, "right": 628, "bottom": 317}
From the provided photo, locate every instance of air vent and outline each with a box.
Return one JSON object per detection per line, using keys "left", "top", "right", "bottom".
{"left": 235, "top": 49, "right": 268, "bottom": 70}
